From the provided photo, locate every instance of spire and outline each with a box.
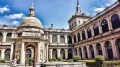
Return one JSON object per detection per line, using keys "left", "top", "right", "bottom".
{"left": 29, "top": 3, "right": 35, "bottom": 17}
{"left": 75, "top": 0, "right": 81, "bottom": 15}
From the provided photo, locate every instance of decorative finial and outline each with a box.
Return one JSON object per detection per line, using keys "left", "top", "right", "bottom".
{"left": 29, "top": 2, "right": 35, "bottom": 17}
{"left": 31, "top": 2, "right": 34, "bottom": 8}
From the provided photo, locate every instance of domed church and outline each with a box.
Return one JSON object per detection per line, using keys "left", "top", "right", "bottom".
{"left": 0, "top": 0, "right": 120, "bottom": 67}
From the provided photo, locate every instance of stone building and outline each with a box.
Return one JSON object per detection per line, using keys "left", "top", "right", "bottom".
{"left": 0, "top": 0, "right": 120, "bottom": 66}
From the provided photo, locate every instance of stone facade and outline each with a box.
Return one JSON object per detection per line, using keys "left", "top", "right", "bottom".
{"left": 0, "top": 0, "right": 120, "bottom": 67}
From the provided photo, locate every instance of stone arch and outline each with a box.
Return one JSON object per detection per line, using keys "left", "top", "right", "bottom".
{"left": 93, "top": 24, "right": 99, "bottom": 36}
{"left": 77, "top": 33, "right": 81, "bottom": 42}
{"left": 87, "top": 28, "right": 92, "bottom": 38}
{"left": 67, "top": 35, "right": 72, "bottom": 44}
{"left": 104, "top": 41, "right": 113, "bottom": 59}
{"left": 101, "top": 19, "right": 109, "bottom": 33}
{"left": 60, "top": 49, "right": 65, "bottom": 59}
{"left": 25, "top": 42, "right": 37, "bottom": 67}
{"left": 74, "top": 35, "right": 76, "bottom": 43}
{"left": 89, "top": 45, "right": 94, "bottom": 58}
{"left": 111, "top": 14, "right": 120, "bottom": 29}
{"left": 52, "top": 34, "right": 57, "bottom": 43}
{"left": 68, "top": 49, "right": 72, "bottom": 59}
{"left": 5, "top": 49, "right": 10, "bottom": 61}
{"left": 6, "top": 33, "right": 12, "bottom": 42}
{"left": 0, "top": 32, "right": 3, "bottom": 42}
{"left": 82, "top": 30, "right": 86, "bottom": 40}
{"left": 96, "top": 43, "right": 102, "bottom": 55}
{"left": 60, "top": 35, "right": 65, "bottom": 43}
{"left": 52, "top": 49, "right": 57, "bottom": 58}
{"left": 115, "top": 38, "right": 120, "bottom": 58}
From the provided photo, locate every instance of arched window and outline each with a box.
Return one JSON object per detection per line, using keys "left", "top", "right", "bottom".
{"left": 60, "top": 35, "right": 65, "bottom": 43}
{"left": 79, "top": 48, "right": 82, "bottom": 59}
{"left": 52, "top": 34, "right": 57, "bottom": 43}
{"left": 6, "top": 33, "right": 12, "bottom": 42}
{"left": 82, "top": 31, "right": 86, "bottom": 40}
{"left": 111, "top": 14, "right": 120, "bottom": 29}
{"left": 93, "top": 24, "right": 99, "bottom": 36}
{"left": 105, "top": 41, "right": 113, "bottom": 59}
{"left": 96, "top": 43, "right": 102, "bottom": 55}
{"left": 26, "top": 49, "right": 32, "bottom": 58}
{"left": 89, "top": 45, "right": 94, "bottom": 58}
{"left": 52, "top": 49, "right": 57, "bottom": 58}
{"left": 60, "top": 49, "right": 65, "bottom": 59}
{"left": 101, "top": 19, "right": 109, "bottom": 33}
{"left": 5, "top": 49, "right": 10, "bottom": 61}
{"left": 77, "top": 33, "right": 80, "bottom": 42}
{"left": 68, "top": 49, "right": 73, "bottom": 59}
{"left": 84, "top": 47, "right": 88, "bottom": 59}
{"left": 0, "top": 33, "right": 3, "bottom": 42}
{"left": 87, "top": 28, "right": 92, "bottom": 38}
{"left": 115, "top": 38, "right": 120, "bottom": 58}
{"left": 74, "top": 35, "right": 76, "bottom": 43}
{"left": 67, "top": 35, "right": 72, "bottom": 44}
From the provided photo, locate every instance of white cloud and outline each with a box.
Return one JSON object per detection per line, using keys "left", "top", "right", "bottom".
{"left": 12, "top": 20, "right": 19, "bottom": 25}
{"left": 0, "top": 6, "right": 10, "bottom": 14}
{"left": 5, "top": 13, "right": 24, "bottom": 19}
{"left": 105, "top": 4, "right": 110, "bottom": 7}
{"left": 93, "top": 7, "right": 105, "bottom": 12}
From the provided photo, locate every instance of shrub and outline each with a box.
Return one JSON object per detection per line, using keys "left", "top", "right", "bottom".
{"left": 48, "top": 58, "right": 53, "bottom": 61}
{"left": 69, "top": 59, "right": 73, "bottom": 62}
{"left": 63, "top": 60, "right": 69, "bottom": 62}
{"left": 0, "top": 59, "right": 5, "bottom": 63}
{"left": 57, "top": 57, "right": 63, "bottom": 61}
{"left": 52, "top": 58, "right": 57, "bottom": 61}
{"left": 95, "top": 55, "right": 105, "bottom": 67}
{"left": 73, "top": 55, "right": 81, "bottom": 62}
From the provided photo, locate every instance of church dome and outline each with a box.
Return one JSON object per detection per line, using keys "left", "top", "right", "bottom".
{"left": 20, "top": 17, "right": 43, "bottom": 28}
{"left": 19, "top": 3, "right": 43, "bottom": 28}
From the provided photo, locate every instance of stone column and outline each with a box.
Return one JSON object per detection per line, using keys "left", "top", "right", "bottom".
{"left": 72, "top": 35, "right": 74, "bottom": 43}
{"left": 65, "top": 49, "right": 68, "bottom": 59}
{"left": 77, "top": 48, "right": 80, "bottom": 55}
{"left": 107, "top": 17, "right": 113, "bottom": 31}
{"left": 37, "top": 42, "right": 40, "bottom": 62}
{"left": 57, "top": 35, "right": 60, "bottom": 43}
{"left": 85, "top": 29, "right": 88, "bottom": 39}
{"left": 101, "top": 42, "right": 107, "bottom": 59}
{"left": 87, "top": 46, "right": 91, "bottom": 59}
{"left": 10, "top": 43, "right": 14, "bottom": 61}
{"left": 49, "top": 35, "right": 52, "bottom": 43}
{"left": 93, "top": 44, "right": 97, "bottom": 58}
{"left": 72, "top": 49, "right": 76, "bottom": 57}
{"left": 2, "top": 32, "right": 7, "bottom": 42}
{"left": 98, "top": 21, "right": 102, "bottom": 34}
{"left": 57, "top": 49, "right": 60, "bottom": 57}
{"left": 65, "top": 35, "right": 67, "bottom": 44}
{"left": 46, "top": 44, "right": 48, "bottom": 62}
{"left": 1, "top": 49, "right": 5, "bottom": 59}
{"left": 20, "top": 42, "right": 25, "bottom": 64}
{"left": 90, "top": 26, "right": 94, "bottom": 36}
{"left": 49, "top": 49, "right": 53, "bottom": 58}
{"left": 111, "top": 39, "right": 119, "bottom": 59}
{"left": 80, "top": 32, "right": 82, "bottom": 40}
{"left": 76, "top": 34, "right": 78, "bottom": 42}
{"left": 81, "top": 47, "right": 85, "bottom": 59}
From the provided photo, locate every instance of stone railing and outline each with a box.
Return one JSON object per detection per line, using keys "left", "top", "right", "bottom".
{"left": 36, "top": 62, "right": 86, "bottom": 67}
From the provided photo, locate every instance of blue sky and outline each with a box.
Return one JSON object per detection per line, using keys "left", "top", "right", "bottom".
{"left": 0, "top": 0, "right": 117, "bottom": 29}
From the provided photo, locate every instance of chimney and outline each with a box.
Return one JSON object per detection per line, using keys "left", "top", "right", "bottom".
{"left": 51, "top": 24, "right": 53, "bottom": 28}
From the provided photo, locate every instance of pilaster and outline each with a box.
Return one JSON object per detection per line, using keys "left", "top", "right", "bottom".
{"left": 1, "top": 49, "right": 5, "bottom": 59}
{"left": 65, "top": 49, "right": 68, "bottom": 59}
{"left": 57, "top": 49, "right": 60, "bottom": 57}
{"left": 20, "top": 42, "right": 25, "bottom": 64}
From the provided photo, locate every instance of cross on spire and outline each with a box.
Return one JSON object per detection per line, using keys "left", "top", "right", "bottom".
{"left": 76, "top": 0, "right": 81, "bottom": 15}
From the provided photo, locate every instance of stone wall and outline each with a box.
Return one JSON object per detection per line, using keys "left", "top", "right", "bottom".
{"left": 36, "top": 62, "right": 86, "bottom": 67}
